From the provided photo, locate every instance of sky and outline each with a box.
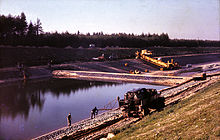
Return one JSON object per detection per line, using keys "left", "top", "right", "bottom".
{"left": 0, "top": 0, "right": 219, "bottom": 40}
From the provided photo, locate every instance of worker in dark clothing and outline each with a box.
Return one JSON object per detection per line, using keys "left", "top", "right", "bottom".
{"left": 117, "top": 96, "right": 120, "bottom": 108}
{"left": 67, "top": 113, "right": 72, "bottom": 127}
{"left": 91, "top": 107, "right": 98, "bottom": 119}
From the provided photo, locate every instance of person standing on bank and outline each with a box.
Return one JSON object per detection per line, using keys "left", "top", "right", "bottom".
{"left": 67, "top": 113, "right": 72, "bottom": 127}
{"left": 91, "top": 107, "right": 98, "bottom": 119}
{"left": 117, "top": 96, "right": 120, "bottom": 108}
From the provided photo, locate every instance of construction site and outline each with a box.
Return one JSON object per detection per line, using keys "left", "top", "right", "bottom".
{"left": 26, "top": 49, "right": 220, "bottom": 140}
{"left": 1, "top": 1, "right": 220, "bottom": 139}
{"left": 0, "top": 46, "right": 220, "bottom": 140}
{"left": 0, "top": 47, "right": 220, "bottom": 140}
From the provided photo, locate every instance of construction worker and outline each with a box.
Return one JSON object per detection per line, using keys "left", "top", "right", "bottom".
{"left": 67, "top": 113, "right": 72, "bottom": 127}
{"left": 91, "top": 107, "right": 98, "bottom": 119}
{"left": 117, "top": 96, "right": 120, "bottom": 108}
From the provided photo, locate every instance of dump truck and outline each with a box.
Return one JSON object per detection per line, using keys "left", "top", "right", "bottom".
{"left": 136, "top": 49, "right": 180, "bottom": 70}
{"left": 119, "top": 88, "right": 165, "bottom": 118}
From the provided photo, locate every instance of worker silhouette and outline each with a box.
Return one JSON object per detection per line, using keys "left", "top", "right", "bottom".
{"left": 117, "top": 96, "right": 120, "bottom": 108}
{"left": 91, "top": 107, "right": 98, "bottom": 119}
{"left": 67, "top": 113, "right": 72, "bottom": 127}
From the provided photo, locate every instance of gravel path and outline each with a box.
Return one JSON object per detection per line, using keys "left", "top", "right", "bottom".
{"left": 34, "top": 109, "right": 122, "bottom": 140}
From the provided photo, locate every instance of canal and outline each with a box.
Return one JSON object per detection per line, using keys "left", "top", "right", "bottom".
{"left": 0, "top": 79, "right": 167, "bottom": 140}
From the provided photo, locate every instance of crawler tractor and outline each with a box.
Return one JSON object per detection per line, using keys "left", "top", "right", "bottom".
{"left": 119, "top": 88, "right": 165, "bottom": 118}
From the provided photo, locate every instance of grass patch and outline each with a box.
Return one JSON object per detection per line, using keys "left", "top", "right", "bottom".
{"left": 112, "top": 80, "right": 220, "bottom": 140}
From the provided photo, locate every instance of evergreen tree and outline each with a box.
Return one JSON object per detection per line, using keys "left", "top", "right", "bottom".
{"left": 35, "top": 18, "right": 43, "bottom": 35}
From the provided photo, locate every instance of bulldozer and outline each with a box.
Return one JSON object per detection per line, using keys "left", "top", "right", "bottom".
{"left": 119, "top": 88, "right": 165, "bottom": 118}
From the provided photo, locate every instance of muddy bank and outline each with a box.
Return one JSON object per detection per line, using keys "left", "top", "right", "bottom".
{"left": 0, "top": 66, "right": 52, "bottom": 85}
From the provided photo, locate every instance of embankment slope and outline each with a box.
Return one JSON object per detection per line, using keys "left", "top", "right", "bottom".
{"left": 112, "top": 80, "right": 220, "bottom": 140}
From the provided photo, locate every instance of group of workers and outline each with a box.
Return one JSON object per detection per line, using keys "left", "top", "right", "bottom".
{"left": 66, "top": 107, "right": 99, "bottom": 127}
{"left": 67, "top": 96, "right": 121, "bottom": 127}
{"left": 66, "top": 96, "right": 121, "bottom": 127}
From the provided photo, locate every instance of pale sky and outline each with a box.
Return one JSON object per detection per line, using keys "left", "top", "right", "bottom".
{"left": 0, "top": 0, "right": 219, "bottom": 40}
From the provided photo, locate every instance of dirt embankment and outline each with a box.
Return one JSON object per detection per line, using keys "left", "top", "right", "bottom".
{"left": 0, "top": 66, "right": 52, "bottom": 85}
{"left": 1, "top": 46, "right": 220, "bottom": 68}
{"left": 0, "top": 58, "right": 157, "bottom": 85}
{"left": 0, "top": 47, "right": 138, "bottom": 68}
{"left": 0, "top": 45, "right": 220, "bottom": 85}
{"left": 53, "top": 70, "right": 187, "bottom": 86}
{"left": 53, "top": 59, "right": 157, "bottom": 73}
{"left": 0, "top": 47, "right": 137, "bottom": 84}
{"left": 161, "top": 53, "right": 220, "bottom": 66}
{"left": 111, "top": 77, "right": 220, "bottom": 140}
{"left": 1, "top": 52, "right": 220, "bottom": 85}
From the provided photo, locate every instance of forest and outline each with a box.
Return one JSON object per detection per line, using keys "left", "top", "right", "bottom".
{"left": 0, "top": 13, "right": 219, "bottom": 48}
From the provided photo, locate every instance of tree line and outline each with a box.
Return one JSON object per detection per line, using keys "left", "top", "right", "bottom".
{"left": 0, "top": 13, "right": 219, "bottom": 48}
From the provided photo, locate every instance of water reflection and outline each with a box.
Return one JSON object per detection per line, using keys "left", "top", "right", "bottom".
{"left": 0, "top": 79, "right": 119, "bottom": 121}
{"left": 0, "top": 79, "right": 167, "bottom": 140}
{"left": 0, "top": 83, "right": 45, "bottom": 121}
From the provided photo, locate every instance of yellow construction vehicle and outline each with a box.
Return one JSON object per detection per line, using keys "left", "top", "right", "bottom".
{"left": 136, "top": 50, "right": 180, "bottom": 70}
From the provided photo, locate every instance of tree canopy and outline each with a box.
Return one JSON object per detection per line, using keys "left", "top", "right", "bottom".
{"left": 0, "top": 13, "right": 219, "bottom": 48}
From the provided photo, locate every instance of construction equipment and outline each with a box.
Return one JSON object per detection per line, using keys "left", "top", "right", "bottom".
{"left": 119, "top": 88, "right": 165, "bottom": 118}
{"left": 129, "top": 69, "right": 141, "bottom": 74}
{"left": 92, "top": 54, "right": 105, "bottom": 61}
{"left": 136, "top": 50, "right": 180, "bottom": 70}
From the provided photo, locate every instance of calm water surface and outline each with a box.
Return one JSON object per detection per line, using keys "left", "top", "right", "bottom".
{"left": 0, "top": 79, "right": 167, "bottom": 140}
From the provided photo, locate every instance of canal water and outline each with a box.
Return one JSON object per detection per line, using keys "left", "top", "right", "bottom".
{"left": 0, "top": 79, "right": 167, "bottom": 140}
